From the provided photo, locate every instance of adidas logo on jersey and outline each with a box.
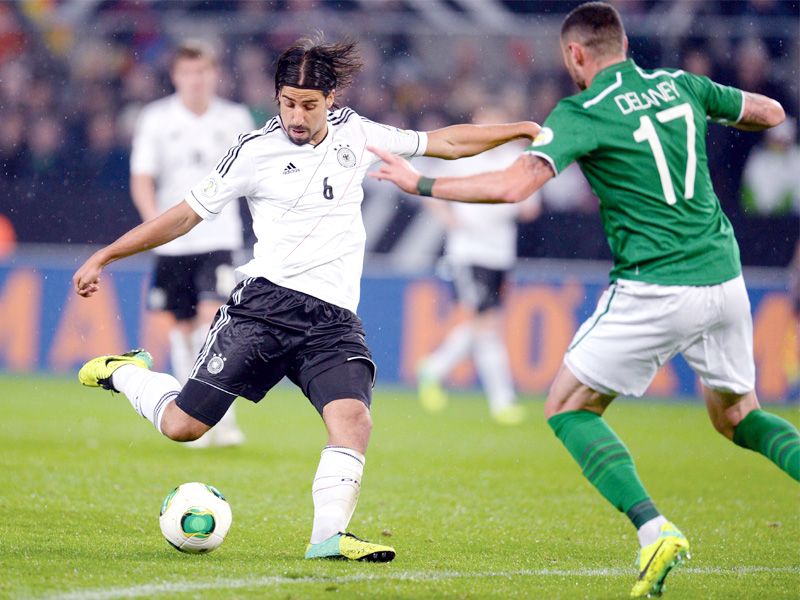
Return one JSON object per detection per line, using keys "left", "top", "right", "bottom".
{"left": 283, "top": 162, "right": 300, "bottom": 174}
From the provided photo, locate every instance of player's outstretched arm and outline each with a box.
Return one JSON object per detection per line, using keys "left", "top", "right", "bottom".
{"left": 73, "top": 200, "right": 202, "bottom": 298}
{"left": 733, "top": 92, "right": 785, "bottom": 131}
{"left": 368, "top": 147, "right": 554, "bottom": 204}
{"left": 424, "top": 121, "right": 541, "bottom": 160}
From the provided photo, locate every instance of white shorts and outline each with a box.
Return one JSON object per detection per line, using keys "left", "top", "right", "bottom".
{"left": 564, "top": 275, "right": 755, "bottom": 397}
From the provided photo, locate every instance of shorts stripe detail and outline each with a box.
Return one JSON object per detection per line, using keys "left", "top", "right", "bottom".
{"left": 190, "top": 278, "right": 255, "bottom": 379}
{"left": 187, "top": 377, "right": 238, "bottom": 397}
{"left": 567, "top": 285, "right": 617, "bottom": 352}
{"left": 347, "top": 355, "right": 377, "bottom": 386}
{"left": 191, "top": 304, "right": 232, "bottom": 379}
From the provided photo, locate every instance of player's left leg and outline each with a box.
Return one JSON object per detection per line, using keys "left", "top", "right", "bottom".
{"left": 704, "top": 387, "right": 799, "bottom": 481}
{"left": 184, "top": 298, "right": 246, "bottom": 448}
{"left": 685, "top": 274, "right": 799, "bottom": 481}
{"left": 303, "top": 360, "right": 395, "bottom": 562}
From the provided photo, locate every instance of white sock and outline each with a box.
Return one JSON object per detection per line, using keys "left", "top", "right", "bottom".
{"left": 637, "top": 515, "right": 669, "bottom": 547}
{"left": 422, "top": 322, "right": 475, "bottom": 380}
{"left": 310, "top": 446, "right": 365, "bottom": 544}
{"left": 169, "top": 328, "right": 194, "bottom": 385}
{"left": 473, "top": 329, "right": 516, "bottom": 413}
{"left": 111, "top": 364, "right": 181, "bottom": 434}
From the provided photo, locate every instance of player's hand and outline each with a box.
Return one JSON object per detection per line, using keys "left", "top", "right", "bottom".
{"left": 367, "top": 146, "right": 424, "bottom": 195}
{"left": 73, "top": 259, "right": 104, "bottom": 298}
{"left": 523, "top": 121, "right": 542, "bottom": 140}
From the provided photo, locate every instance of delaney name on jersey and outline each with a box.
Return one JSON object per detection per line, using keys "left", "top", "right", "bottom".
{"left": 614, "top": 78, "right": 680, "bottom": 115}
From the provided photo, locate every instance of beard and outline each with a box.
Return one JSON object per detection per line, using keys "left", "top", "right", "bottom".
{"left": 287, "top": 127, "right": 311, "bottom": 145}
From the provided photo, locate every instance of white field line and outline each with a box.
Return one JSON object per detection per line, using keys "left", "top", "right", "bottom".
{"left": 21, "top": 566, "right": 800, "bottom": 600}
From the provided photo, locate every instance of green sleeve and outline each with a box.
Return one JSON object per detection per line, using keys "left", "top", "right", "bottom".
{"left": 686, "top": 73, "right": 744, "bottom": 124}
{"left": 524, "top": 100, "right": 598, "bottom": 175}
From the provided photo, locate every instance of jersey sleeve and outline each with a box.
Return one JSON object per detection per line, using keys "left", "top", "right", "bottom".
{"left": 363, "top": 118, "right": 428, "bottom": 165}
{"left": 685, "top": 73, "right": 745, "bottom": 125}
{"left": 129, "top": 106, "right": 160, "bottom": 176}
{"left": 524, "top": 100, "right": 598, "bottom": 175}
{"left": 185, "top": 135, "right": 257, "bottom": 221}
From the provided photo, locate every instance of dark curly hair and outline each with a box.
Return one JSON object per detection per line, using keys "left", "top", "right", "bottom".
{"left": 274, "top": 34, "right": 364, "bottom": 107}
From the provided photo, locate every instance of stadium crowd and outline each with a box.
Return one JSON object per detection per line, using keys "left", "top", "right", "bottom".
{"left": 0, "top": 0, "right": 797, "bottom": 265}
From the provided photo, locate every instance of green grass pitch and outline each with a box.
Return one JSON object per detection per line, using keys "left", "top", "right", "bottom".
{"left": 1, "top": 375, "right": 798, "bottom": 600}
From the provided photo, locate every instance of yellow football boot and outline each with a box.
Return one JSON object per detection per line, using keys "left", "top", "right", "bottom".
{"left": 78, "top": 349, "right": 153, "bottom": 391}
{"left": 305, "top": 532, "right": 395, "bottom": 562}
{"left": 630, "top": 522, "right": 690, "bottom": 598}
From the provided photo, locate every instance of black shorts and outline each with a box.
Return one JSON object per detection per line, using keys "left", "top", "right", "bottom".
{"left": 452, "top": 264, "right": 508, "bottom": 313}
{"left": 174, "top": 277, "right": 376, "bottom": 425}
{"left": 147, "top": 250, "right": 235, "bottom": 321}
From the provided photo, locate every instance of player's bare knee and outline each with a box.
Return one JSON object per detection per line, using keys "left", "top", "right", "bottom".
{"left": 159, "top": 404, "right": 210, "bottom": 441}
{"left": 703, "top": 388, "right": 759, "bottom": 441}
{"left": 347, "top": 402, "right": 373, "bottom": 434}
{"left": 544, "top": 395, "right": 566, "bottom": 420}
{"left": 324, "top": 398, "right": 372, "bottom": 434}
{"left": 160, "top": 419, "right": 202, "bottom": 442}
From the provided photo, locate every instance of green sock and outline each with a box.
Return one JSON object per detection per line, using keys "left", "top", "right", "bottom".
{"left": 549, "top": 411, "right": 660, "bottom": 528}
{"left": 733, "top": 409, "right": 800, "bottom": 482}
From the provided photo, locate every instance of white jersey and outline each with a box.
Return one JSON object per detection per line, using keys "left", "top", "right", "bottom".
{"left": 424, "top": 143, "right": 529, "bottom": 270}
{"left": 185, "top": 108, "right": 428, "bottom": 312}
{"left": 130, "top": 94, "right": 255, "bottom": 256}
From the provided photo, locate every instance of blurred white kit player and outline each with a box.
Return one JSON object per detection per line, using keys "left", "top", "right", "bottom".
{"left": 130, "top": 41, "right": 254, "bottom": 447}
{"left": 416, "top": 122, "right": 540, "bottom": 425}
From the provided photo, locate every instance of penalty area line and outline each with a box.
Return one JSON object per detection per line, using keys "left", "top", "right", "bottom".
{"left": 22, "top": 566, "right": 800, "bottom": 600}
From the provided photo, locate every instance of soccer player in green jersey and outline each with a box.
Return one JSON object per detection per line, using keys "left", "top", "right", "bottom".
{"left": 368, "top": 2, "right": 798, "bottom": 597}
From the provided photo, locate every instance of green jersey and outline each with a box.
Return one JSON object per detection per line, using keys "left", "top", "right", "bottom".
{"left": 528, "top": 59, "right": 744, "bottom": 285}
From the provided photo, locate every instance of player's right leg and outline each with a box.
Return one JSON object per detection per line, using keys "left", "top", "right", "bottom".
{"left": 545, "top": 364, "right": 689, "bottom": 598}
{"left": 79, "top": 349, "right": 217, "bottom": 441}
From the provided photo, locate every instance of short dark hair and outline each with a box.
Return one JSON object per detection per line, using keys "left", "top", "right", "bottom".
{"left": 171, "top": 40, "right": 218, "bottom": 70}
{"left": 561, "top": 2, "right": 626, "bottom": 58}
{"left": 274, "top": 34, "right": 363, "bottom": 106}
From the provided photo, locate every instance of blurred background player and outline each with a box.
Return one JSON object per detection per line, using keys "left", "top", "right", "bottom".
{"left": 130, "top": 41, "right": 255, "bottom": 447}
{"left": 740, "top": 116, "right": 800, "bottom": 216}
{"left": 416, "top": 107, "right": 540, "bottom": 425}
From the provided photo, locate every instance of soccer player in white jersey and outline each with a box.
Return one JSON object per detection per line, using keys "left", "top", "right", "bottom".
{"left": 130, "top": 41, "right": 254, "bottom": 447}
{"left": 73, "top": 36, "right": 540, "bottom": 562}
{"left": 416, "top": 108, "right": 540, "bottom": 425}
{"left": 369, "top": 2, "right": 798, "bottom": 594}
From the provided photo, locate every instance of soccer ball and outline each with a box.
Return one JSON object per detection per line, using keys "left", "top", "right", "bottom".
{"left": 159, "top": 482, "right": 232, "bottom": 554}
